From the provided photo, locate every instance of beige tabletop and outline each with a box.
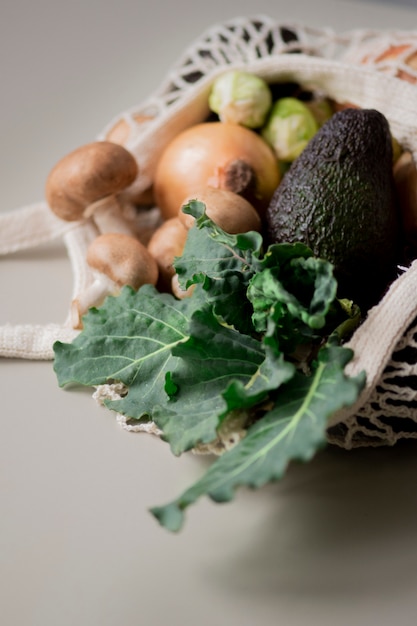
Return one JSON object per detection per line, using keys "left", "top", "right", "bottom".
{"left": 2, "top": 1, "right": 417, "bottom": 624}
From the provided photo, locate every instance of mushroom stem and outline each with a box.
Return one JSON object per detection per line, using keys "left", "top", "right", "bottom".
{"left": 71, "top": 273, "right": 118, "bottom": 329}
{"left": 84, "top": 194, "right": 136, "bottom": 236}
{"left": 119, "top": 204, "right": 162, "bottom": 245}
{"left": 71, "top": 232, "right": 159, "bottom": 328}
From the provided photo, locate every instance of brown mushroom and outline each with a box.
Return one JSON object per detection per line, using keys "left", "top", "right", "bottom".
{"left": 45, "top": 141, "right": 139, "bottom": 235}
{"left": 105, "top": 114, "right": 156, "bottom": 207}
{"left": 178, "top": 187, "right": 262, "bottom": 234}
{"left": 171, "top": 273, "right": 195, "bottom": 300}
{"left": 147, "top": 217, "right": 188, "bottom": 291}
{"left": 71, "top": 232, "right": 158, "bottom": 328}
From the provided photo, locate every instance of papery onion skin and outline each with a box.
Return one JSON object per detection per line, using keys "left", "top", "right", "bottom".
{"left": 154, "top": 122, "right": 281, "bottom": 220}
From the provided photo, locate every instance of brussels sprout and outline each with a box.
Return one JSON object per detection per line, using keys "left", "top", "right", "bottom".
{"left": 262, "top": 97, "right": 319, "bottom": 162}
{"left": 208, "top": 70, "right": 272, "bottom": 128}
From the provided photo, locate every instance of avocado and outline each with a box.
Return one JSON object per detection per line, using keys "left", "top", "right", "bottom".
{"left": 265, "top": 108, "right": 400, "bottom": 311}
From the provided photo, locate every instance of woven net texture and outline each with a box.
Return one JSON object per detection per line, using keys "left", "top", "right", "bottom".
{"left": 3, "top": 15, "right": 417, "bottom": 450}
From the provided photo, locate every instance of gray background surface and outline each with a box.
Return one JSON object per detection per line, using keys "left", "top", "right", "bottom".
{"left": 2, "top": 1, "right": 417, "bottom": 625}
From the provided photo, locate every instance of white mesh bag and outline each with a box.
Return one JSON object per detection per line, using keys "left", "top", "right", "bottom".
{"left": 2, "top": 15, "right": 417, "bottom": 449}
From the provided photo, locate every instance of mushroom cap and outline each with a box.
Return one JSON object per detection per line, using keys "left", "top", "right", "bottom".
{"left": 45, "top": 141, "right": 138, "bottom": 221}
{"left": 86, "top": 232, "right": 158, "bottom": 289}
{"left": 178, "top": 186, "right": 262, "bottom": 234}
{"left": 147, "top": 216, "right": 188, "bottom": 289}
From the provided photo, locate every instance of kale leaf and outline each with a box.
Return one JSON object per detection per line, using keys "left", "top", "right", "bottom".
{"left": 53, "top": 202, "right": 365, "bottom": 531}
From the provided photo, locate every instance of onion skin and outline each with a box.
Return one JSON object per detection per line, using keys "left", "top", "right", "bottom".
{"left": 153, "top": 122, "right": 280, "bottom": 220}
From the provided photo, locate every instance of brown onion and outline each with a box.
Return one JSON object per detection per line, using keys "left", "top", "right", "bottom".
{"left": 153, "top": 122, "right": 280, "bottom": 220}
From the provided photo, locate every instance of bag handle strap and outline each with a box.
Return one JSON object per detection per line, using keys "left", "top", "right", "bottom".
{"left": 0, "top": 204, "right": 98, "bottom": 358}
{"left": 0, "top": 202, "right": 78, "bottom": 254}
{"left": 329, "top": 260, "right": 417, "bottom": 427}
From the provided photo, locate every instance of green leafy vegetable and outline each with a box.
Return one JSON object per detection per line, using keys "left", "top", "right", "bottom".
{"left": 53, "top": 201, "right": 365, "bottom": 531}
{"left": 151, "top": 345, "right": 365, "bottom": 532}
{"left": 54, "top": 285, "right": 196, "bottom": 420}
{"left": 175, "top": 200, "right": 263, "bottom": 334}
{"left": 153, "top": 305, "right": 267, "bottom": 455}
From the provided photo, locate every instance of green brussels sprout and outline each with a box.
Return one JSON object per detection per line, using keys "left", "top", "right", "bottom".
{"left": 262, "top": 97, "right": 319, "bottom": 162}
{"left": 208, "top": 70, "right": 272, "bottom": 128}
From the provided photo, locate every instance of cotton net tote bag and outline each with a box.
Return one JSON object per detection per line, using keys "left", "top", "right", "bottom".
{"left": 2, "top": 15, "right": 417, "bottom": 450}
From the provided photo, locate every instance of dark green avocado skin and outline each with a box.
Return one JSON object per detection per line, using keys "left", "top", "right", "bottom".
{"left": 265, "top": 108, "right": 400, "bottom": 311}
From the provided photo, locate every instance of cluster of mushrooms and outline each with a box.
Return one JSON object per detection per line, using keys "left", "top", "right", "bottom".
{"left": 45, "top": 40, "right": 417, "bottom": 330}
{"left": 45, "top": 140, "right": 157, "bottom": 329}
{"left": 45, "top": 116, "right": 284, "bottom": 329}
{"left": 45, "top": 70, "right": 289, "bottom": 330}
